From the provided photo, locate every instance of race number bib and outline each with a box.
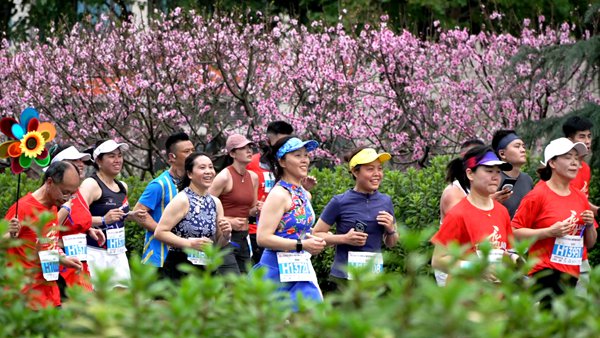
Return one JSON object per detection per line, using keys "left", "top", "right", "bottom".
{"left": 38, "top": 250, "right": 60, "bottom": 281}
{"left": 276, "top": 252, "right": 315, "bottom": 282}
{"left": 551, "top": 235, "right": 583, "bottom": 266}
{"left": 476, "top": 249, "right": 505, "bottom": 264}
{"left": 106, "top": 228, "right": 127, "bottom": 255}
{"left": 347, "top": 251, "right": 384, "bottom": 279}
{"left": 187, "top": 250, "right": 208, "bottom": 266}
{"left": 63, "top": 234, "right": 87, "bottom": 261}
{"left": 263, "top": 172, "right": 275, "bottom": 193}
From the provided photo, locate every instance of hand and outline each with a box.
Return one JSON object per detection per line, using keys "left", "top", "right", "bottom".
{"left": 188, "top": 237, "right": 214, "bottom": 251}
{"left": 126, "top": 209, "right": 148, "bottom": 223}
{"left": 61, "top": 256, "right": 83, "bottom": 271}
{"left": 344, "top": 228, "right": 368, "bottom": 246}
{"left": 8, "top": 218, "right": 21, "bottom": 238}
{"left": 377, "top": 211, "right": 395, "bottom": 233}
{"left": 491, "top": 188, "right": 513, "bottom": 203}
{"left": 301, "top": 176, "right": 318, "bottom": 191}
{"left": 218, "top": 219, "right": 232, "bottom": 238}
{"left": 581, "top": 210, "right": 594, "bottom": 225}
{"left": 301, "top": 234, "right": 326, "bottom": 255}
{"left": 482, "top": 265, "right": 500, "bottom": 283}
{"left": 104, "top": 208, "right": 126, "bottom": 224}
{"left": 88, "top": 228, "right": 106, "bottom": 247}
{"left": 229, "top": 217, "right": 249, "bottom": 231}
{"left": 546, "top": 220, "right": 573, "bottom": 238}
{"left": 256, "top": 196, "right": 266, "bottom": 214}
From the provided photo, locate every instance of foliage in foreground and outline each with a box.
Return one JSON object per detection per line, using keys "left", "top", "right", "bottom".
{"left": 3, "top": 222, "right": 600, "bottom": 338}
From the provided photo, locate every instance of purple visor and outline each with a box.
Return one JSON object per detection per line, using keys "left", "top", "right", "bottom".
{"left": 465, "top": 151, "right": 512, "bottom": 171}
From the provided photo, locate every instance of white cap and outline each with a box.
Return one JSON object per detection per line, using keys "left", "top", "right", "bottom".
{"left": 51, "top": 146, "right": 91, "bottom": 164}
{"left": 93, "top": 140, "right": 129, "bottom": 161}
{"left": 541, "top": 137, "right": 588, "bottom": 166}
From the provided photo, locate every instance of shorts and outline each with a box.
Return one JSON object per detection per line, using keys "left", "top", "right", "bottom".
{"left": 87, "top": 246, "right": 131, "bottom": 289}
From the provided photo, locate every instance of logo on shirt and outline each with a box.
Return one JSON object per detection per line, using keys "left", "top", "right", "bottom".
{"left": 487, "top": 225, "right": 507, "bottom": 250}
{"left": 561, "top": 210, "right": 582, "bottom": 236}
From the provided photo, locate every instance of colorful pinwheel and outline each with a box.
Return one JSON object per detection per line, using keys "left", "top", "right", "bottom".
{"left": 0, "top": 107, "right": 56, "bottom": 174}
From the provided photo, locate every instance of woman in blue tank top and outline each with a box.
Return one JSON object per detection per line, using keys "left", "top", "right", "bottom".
{"left": 79, "top": 140, "right": 148, "bottom": 289}
{"left": 155, "top": 153, "right": 232, "bottom": 280}
{"left": 254, "top": 136, "right": 326, "bottom": 310}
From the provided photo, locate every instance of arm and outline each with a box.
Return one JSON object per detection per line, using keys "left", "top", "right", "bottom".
{"left": 154, "top": 193, "right": 195, "bottom": 249}
{"left": 257, "top": 187, "right": 325, "bottom": 255}
{"left": 248, "top": 171, "right": 259, "bottom": 217}
{"left": 440, "top": 186, "right": 465, "bottom": 219}
{"left": 133, "top": 203, "right": 158, "bottom": 232}
{"left": 512, "top": 221, "right": 571, "bottom": 241}
{"left": 581, "top": 210, "right": 597, "bottom": 249}
{"left": 208, "top": 170, "right": 229, "bottom": 198}
{"left": 213, "top": 197, "right": 232, "bottom": 247}
{"left": 378, "top": 211, "right": 398, "bottom": 248}
{"left": 313, "top": 219, "right": 368, "bottom": 247}
{"left": 431, "top": 244, "right": 459, "bottom": 273}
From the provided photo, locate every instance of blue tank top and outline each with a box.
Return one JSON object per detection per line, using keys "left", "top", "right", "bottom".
{"left": 87, "top": 173, "right": 129, "bottom": 248}
{"left": 170, "top": 187, "right": 218, "bottom": 251}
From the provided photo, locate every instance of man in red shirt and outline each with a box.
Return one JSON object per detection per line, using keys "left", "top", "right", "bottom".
{"left": 4, "top": 161, "right": 83, "bottom": 308}
{"left": 246, "top": 121, "right": 294, "bottom": 263}
{"left": 563, "top": 116, "right": 597, "bottom": 289}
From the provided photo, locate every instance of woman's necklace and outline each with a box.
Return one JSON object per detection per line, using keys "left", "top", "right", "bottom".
{"left": 233, "top": 167, "right": 247, "bottom": 183}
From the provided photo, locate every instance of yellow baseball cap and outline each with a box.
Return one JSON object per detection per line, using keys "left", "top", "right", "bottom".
{"left": 349, "top": 148, "right": 392, "bottom": 170}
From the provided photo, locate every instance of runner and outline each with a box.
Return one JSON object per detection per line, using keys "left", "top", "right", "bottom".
{"left": 436, "top": 139, "right": 483, "bottom": 286}
{"left": 79, "top": 139, "right": 147, "bottom": 289}
{"left": 432, "top": 145, "right": 515, "bottom": 284}
{"left": 209, "top": 134, "right": 258, "bottom": 274}
{"left": 154, "top": 153, "right": 232, "bottom": 280}
{"left": 562, "top": 116, "right": 597, "bottom": 291}
{"left": 246, "top": 121, "right": 294, "bottom": 264}
{"left": 4, "top": 161, "right": 83, "bottom": 308}
{"left": 491, "top": 130, "right": 534, "bottom": 218}
{"left": 134, "top": 132, "right": 195, "bottom": 271}
{"left": 313, "top": 147, "right": 397, "bottom": 290}
{"left": 512, "top": 138, "right": 597, "bottom": 308}
{"left": 254, "top": 136, "right": 326, "bottom": 309}
{"left": 49, "top": 145, "right": 105, "bottom": 298}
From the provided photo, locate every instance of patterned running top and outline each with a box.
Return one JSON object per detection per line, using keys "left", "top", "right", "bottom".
{"left": 170, "top": 187, "right": 218, "bottom": 251}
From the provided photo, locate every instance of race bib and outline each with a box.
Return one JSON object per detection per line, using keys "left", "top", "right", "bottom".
{"left": 187, "top": 250, "right": 208, "bottom": 266}
{"left": 38, "top": 250, "right": 60, "bottom": 281}
{"left": 347, "top": 251, "right": 384, "bottom": 279}
{"left": 476, "top": 249, "right": 505, "bottom": 264}
{"left": 276, "top": 252, "right": 314, "bottom": 282}
{"left": 106, "top": 228, "right": 127, "bottom": 255}
{"left": 263, "top": 172, "right": 275, "bottom": 193}
{"left": 63, "top": 234, "right": 87, "bottom": 261}
{"left": 551, "top": 235, "right": 583, "bottom": 266}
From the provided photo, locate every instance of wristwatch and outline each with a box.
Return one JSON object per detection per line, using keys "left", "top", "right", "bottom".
{"left": 296, "top": 238, "right": 303, "bottom": 252}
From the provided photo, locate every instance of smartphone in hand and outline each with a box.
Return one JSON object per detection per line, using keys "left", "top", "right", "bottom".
{"left": 354, "top": 220, "right": 367, "bottom": 233}
{"left": 498, "top": 178, "right": 517, "bottom": 192}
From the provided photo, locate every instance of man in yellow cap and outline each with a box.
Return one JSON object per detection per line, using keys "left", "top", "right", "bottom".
{"left": 313, "top": 147, "right": 398, "bottom": 289}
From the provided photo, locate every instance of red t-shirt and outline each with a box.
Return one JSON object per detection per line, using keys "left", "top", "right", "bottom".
{"left": 246, "top": 153, "right": 275, "bottom": 234}
{"left": 59, "top": 189, "right": 93, "bottom": 291}
{"left": 512, "top": 182, "right": 596, "bottom": 277}
{"left": 5, "top": 193, "right": 61, "bottom": 308}
{"left": 570, "top": 161, "right": 591, "bottom": 198}
{"left": 432, "top": 198, "right": 513, "bottom": 254}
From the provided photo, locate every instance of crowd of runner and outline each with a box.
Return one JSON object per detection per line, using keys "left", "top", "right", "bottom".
{"left": 3, "top": 117, "right": 597, "bottom": 310}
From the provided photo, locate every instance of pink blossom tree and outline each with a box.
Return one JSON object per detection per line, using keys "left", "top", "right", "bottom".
{"left": 0, "top": 11, "right": 596, "bottom": 174}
